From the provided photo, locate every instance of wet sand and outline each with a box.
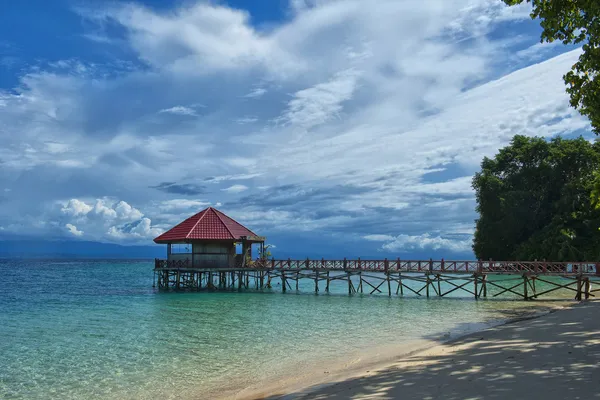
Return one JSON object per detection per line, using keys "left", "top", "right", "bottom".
{"left": 239, "top": 301, "right": 599, "bottom": 399}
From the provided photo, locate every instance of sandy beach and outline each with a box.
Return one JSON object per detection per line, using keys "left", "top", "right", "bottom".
{"left": 240, "top": 301, "right": 600, "bottom": 399}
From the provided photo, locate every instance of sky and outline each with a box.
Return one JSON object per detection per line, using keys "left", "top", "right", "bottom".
{"left": 0, "top": 0, "right": 592, "bottom": 259}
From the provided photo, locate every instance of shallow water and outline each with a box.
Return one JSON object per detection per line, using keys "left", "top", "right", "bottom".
{"left": 0, "top": 260, "right": 569, "bottom": 399}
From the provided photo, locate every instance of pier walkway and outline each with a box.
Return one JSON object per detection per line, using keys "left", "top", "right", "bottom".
{"left": 154, "top": 259, "right": 600, "bottom": 300}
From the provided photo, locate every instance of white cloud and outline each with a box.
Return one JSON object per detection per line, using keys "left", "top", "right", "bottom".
{"left": 158, "top": 106, "right": 198, "bottom": 116}
{"left": 363, "top": 234, "right": 395, "bottom": 242}
{"left": 65, "top": 223, "right": 84, "bottom": 237}
{"left": 221, "top": 184, "right": 249, "bottom": 193}
{"left": 380, "top": 233, "right": 472, "bottom": 253}
{"left": 235, "top": 116, "right": 259, "bottom": 124}
{"left": 158, "top": 199, "right": 210, "bottom": 212}
{"left": 98, "top": 2, "right": 300, "bottom": 76}
{"left": 274, "top": 69, "right": 360, "bottom": 129}
{"left": 107, "top": 217, "right": 163, "bottom": 240}
{"left": 243, "top": 88, "right": 267, "bottom": 98}
{"left": 62, "top": 199, "right": 93, "bottom": 217}
{"left": 114, "top": 200, "right": 144, "bottom": 221}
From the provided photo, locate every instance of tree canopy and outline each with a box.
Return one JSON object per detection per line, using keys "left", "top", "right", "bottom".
{"left": 502, "top": 0, "right": 600, "bottom": 133}
{"left": 473, "top": 135, "right": 600, "bottom": 261}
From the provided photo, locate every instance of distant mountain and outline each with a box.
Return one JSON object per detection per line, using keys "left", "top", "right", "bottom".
{"left": 0, "top": 239, "right": 165, "bottom": 259}
{"left": 0, "top": 236, "right": 474, "bottom": 260}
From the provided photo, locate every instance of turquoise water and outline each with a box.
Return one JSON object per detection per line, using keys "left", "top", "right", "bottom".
{"left": 0, "top": 260, "right": 566, "bottom": 399}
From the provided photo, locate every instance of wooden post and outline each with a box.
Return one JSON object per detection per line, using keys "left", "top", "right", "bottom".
{"left": 473, "top": 274, "right": 478, "bottom": 299}
{"left": 436, "top": 274, "right": 441, "bottom": 297}
{"left": 282, "top": 271, "right": 287, "bottom": 293}
{"left": 576, "top": 275, "right": 583, "bottom": 301}
{"left": 482, "top": 274, "right": 487, "bottom": 297}
{"left": 584, "top": 277, "right": 591, "bottom": 300}
{"left": 359, "top": 270, "right": 363, "bottom": 293}
{"left": 315, "top": 271, "right": 319, "bottom": 293}
{"left": 238, "top": 271, "right": 242, "bottom": 289}
{"left": 385, "top": 259, "right": 391, "bottom": 296}
{"left": 523, "top": 275, "right": 528, "bottom": 300}
{"left": 260, "top": 271, "right": 264, "bottom": 288}
{"left": 176, "top": 270, "right": 181, "bottom": 290}
{"left": 426, "top": 274, "right": 430, "bottom": 298}
{"left": 397, "top": 272, "right": 403, "bottom": 295}
{"left": 348, "top": 271, "right": 352, "bottom": 295}
{"left": 326, "top": 271, "right": 330, "bottom": 292}
{"left": 296, "top": 272, "right": 299, "bottom": 291}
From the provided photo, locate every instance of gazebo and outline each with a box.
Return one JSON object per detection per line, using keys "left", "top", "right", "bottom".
{"left": 153, "top": 207, "right": 265, "bottom": 268}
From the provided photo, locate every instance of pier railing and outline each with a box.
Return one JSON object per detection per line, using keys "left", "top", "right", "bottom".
{"left": 154, "top": 258, "right": 600, "bottom": 276}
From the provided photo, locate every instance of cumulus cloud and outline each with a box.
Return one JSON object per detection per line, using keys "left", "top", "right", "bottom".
{"left": 62, "top": 199, "right": 93, "bottom": 217}
{"left": 65, "top": 223, "right": 84, "bottom": 237}
{"left": 107, "top": 217, "right": 163, "bottom": 240}
{"left": 55, "top": 198, "right": 162, "bottom": 242}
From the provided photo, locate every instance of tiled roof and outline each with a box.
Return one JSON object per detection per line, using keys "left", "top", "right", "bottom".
{"left": 153, "top": 207, "right": 258, "bottom": 243}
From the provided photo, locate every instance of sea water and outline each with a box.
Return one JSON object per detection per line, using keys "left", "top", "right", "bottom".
{"left": 0, "top": 259, "right": 567, "bottom": 399}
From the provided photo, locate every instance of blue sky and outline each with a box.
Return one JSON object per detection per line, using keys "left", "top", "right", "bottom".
{"left": 0, "top": 0, "right": 592, "bottom": 259}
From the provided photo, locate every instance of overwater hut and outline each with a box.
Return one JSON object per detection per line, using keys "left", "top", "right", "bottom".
{"left": 153, "top": 207, "right": 265, "bottom": 268}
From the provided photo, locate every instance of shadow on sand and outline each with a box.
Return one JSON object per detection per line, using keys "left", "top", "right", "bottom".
{"left": 264, "top": 302, "right": 600, "bottom": 399}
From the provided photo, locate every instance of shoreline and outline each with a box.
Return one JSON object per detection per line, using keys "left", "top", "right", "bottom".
{"left": 222, "top": 300, "right": 575, "bottom": 400}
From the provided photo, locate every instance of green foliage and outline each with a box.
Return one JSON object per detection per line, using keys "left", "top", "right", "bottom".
{"left": 473, "top": 135, "right": 600, "bottom": 260}
{"left": 245, "top": 244, "right": 273, "bottom": 267}
{"left": 503, "top": 0, "right": 600, "bottom": 133}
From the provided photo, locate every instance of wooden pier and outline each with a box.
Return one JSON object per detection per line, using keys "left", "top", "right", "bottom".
{"left": 154, "top": 258, "right": 600, "bottom": 300}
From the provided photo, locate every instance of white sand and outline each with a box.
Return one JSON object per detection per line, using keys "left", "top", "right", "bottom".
{"left": 238, "top": 301, "right": 600, "bottom": 399}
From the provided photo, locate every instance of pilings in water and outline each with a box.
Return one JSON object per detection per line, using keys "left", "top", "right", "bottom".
{"left": 154, "top": 263, "right": 597, "bottom": 301}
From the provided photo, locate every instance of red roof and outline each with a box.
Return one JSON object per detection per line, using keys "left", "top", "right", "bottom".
{"left": 153, "top": 207, "right": 258, "bottom": 243}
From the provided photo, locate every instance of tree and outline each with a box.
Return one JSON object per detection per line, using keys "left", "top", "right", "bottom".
{"left": 502, "top": 1, "right": 600, "bottom": 133}
{"left": 473, "top": 135, "right": 600, "bottom": 261}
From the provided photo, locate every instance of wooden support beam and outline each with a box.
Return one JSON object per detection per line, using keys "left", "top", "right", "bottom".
{"left": 359, "top": 271, "right": 363, "bottom": 293}
{"left": 482, "top": 274, "right": 487, "bottom": 297}
{"left": 348, "top": 271, "right": 352, "bottom": 295}
{"left": 584, "top": 277, "right": 591, "bottom": 300}
{"left": 440, "top": 278, "right": 476, "bottom": 297}
{"left": 326, "top": 271, "right": 330, "bottom": 292}
{"left": 397, "top": 273, "right": 403, "bottom": 295}
{"left": 474, "top": 273, "right": 478, "bottom": 299}
{"left": 282, "top": 271, "right": 287, "bottom": 293}
{"left": 176, "top": 270, "right": 181, "bottom": 290}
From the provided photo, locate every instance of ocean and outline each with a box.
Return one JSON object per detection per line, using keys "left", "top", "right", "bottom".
{"left": 0, "top": 259, "right": 567, "bottom": 399}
